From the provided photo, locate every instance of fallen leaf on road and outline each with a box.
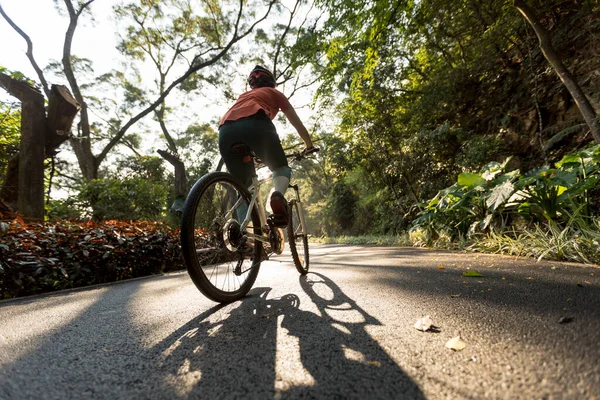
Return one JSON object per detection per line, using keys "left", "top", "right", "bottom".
{"left": 438, "top": 265, "right": 445, "bottom": 269}
{"left": 367, "top": 361, "right": 381, "bottom": 367}
{"left": 463, "top": 271, "right": 484, "bottom": 277}
{"left": 414, "top": 316, "right": 433, "bottom": 332}
{"left": 445, "top": 336, "right": 467, "bottom": 351}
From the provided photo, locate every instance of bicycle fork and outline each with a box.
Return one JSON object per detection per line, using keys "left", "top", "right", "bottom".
{"left": 289, "top": 184, "right": 307, "bottom": 237}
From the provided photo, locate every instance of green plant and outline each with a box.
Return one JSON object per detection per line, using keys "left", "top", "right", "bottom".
{"left": 78, "top": 178, "right": 169, "bottom": 221}
{"left": 412, "top": 157, "right": 518, "bottom": 242}
{"left": 509, "top": 144, "right": 600, "bottom": 223}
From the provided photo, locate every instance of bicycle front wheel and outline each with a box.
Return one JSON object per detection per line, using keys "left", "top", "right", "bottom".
{"left": 180, "top": 172, "right": 263, "bottom": 303}
{"left": 287, "top": 199, "right": 309, "bottom": 274}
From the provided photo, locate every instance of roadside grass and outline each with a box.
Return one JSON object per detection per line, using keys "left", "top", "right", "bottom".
{"left": 311, "top": 234, "right": 412, "bottom": 247}
{"left": 313, "top": 220, "right": 600, "bottom": 265}
{"left": 468, "top": 221, "right": 600, "bottom": 265}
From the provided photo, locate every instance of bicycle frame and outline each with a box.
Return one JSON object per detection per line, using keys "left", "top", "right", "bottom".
{"left": 235, "top": 160, "right": 306, "bottom": 246}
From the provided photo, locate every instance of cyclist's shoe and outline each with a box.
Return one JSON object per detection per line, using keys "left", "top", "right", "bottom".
{"left": 269, "top": 191, "right": 288, "bottom": 228}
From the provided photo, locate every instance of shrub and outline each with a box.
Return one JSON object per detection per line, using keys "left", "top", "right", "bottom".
{"left": 413, "top": 143, "right": 600, "bottom": 241}
{"left": 0, "top": 216, "right": 183, "bottom": 299}
{"left": 78, "top": 177, "right": 169, "bottom": 221}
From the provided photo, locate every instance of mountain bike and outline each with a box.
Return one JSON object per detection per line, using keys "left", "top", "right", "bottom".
{"left": 180, "top": 144, "right": 319, "bottom": 303}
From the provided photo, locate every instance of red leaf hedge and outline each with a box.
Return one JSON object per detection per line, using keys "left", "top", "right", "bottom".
{"left": 0, "top": 215, "right": 184, "bottom": 299}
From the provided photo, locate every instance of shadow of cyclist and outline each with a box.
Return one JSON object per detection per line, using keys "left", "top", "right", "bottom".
{"left": 276, "top": 272, "right": 426, "bottom": 399}
{"left": 153, "top": 287, "right": 291, "bottom": 398}
{"left": 155, "top": 277, "right": 423, "bottom": 399}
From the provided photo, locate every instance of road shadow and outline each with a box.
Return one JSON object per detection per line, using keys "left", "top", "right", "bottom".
{"left": 277, "top": 272, "right": 425, "bottom": 399}
{"left": 155, "top": 277, "right": 425, "bottom": 399}
{"left": 2, "top": 271, "right": 425, "bottom": 399}
{"left": 1, "top": 279, "right": 162, "bottom": 399}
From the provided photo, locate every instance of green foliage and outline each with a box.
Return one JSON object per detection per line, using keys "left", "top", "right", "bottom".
{"left": 78, "top": 177, "right": 169, "bottom": 221}
{"left": 113, "top": 155, "right": 167, "bottom": 182}
{"left": 0, "top": 218, "right": 183, "bottom": 299}
{"left": 313, "top": 234, "right": 411, "bottom": 247}
{"left": 0, "top": 102, "right": 20, "bottom": 187}
{"left": 413, "top": 144, "right": 600, "bottom": 245}
{"left": 326, "top": 180, "right": 358, "bottom": 234}
{"left": 0, "top": 66, "right": 37, "bottom": 87}
{"left": 46, "top": 198, "right": 83, "bottom": 220}
{"left": 288, "top": 0, "right": 600, "bottom": 245}
{"left": 468, "top": 218, "right": 600, "bottom": 264}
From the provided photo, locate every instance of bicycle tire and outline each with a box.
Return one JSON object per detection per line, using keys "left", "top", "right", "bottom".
{"left": 287, "top": 199, "right": 309, "bottom": 274}
{"left": 180, "top": 172, "right": 263, "bottom": 302}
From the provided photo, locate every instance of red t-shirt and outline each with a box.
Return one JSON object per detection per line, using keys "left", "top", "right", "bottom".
{"left": 219, "top": 87, "right": 292, "bottom": 126}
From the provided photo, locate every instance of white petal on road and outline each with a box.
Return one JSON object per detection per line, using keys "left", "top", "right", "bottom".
{"left": 445, "top": 336, "right": 467, "bottom": 351}
{"left": 414, "top": 315, "right": 433, "bottom": 332}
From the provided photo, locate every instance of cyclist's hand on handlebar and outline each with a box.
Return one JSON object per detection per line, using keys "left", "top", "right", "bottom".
{"left": 301, "top": 146, "right": 320, "bottom": 157}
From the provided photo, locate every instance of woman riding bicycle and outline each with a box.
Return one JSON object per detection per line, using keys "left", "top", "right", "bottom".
{"left": 218, "top": 65, "right": 315, "bottom": 227}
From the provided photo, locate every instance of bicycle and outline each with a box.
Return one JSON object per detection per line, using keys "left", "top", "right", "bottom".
{"left": 180, "top": 144, "right": 319, "bottom": 303}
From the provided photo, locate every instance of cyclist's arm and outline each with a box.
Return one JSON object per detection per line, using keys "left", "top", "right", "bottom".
{"left": 283, "top": 107, "right": 314, "bottom": 149}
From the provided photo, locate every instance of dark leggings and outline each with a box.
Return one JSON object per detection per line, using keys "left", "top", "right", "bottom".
{"left": 218, "top": 115, "right": 291, "bottom": 188}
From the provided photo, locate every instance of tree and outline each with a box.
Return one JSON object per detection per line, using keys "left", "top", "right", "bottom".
{"left": 113, "top": 0, "right": 233, "bottom": 200}
{"left": 1, "top": 0, "right": 278, "bottom": 187}
{"left": 0, "top": 67, "right": 79, "bottom": 218}
{"left": 514, "top": 0, "right": 600, "bottom": 143}
{"left": 286, "top": 0, "right": 600, "bottom": 235}
{"left": 0, "top": 98, "right": 20, "bottom": 212}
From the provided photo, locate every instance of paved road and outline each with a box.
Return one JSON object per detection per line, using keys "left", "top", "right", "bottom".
{"left": 1, "top": 244, "right": 599, "bottom": 399}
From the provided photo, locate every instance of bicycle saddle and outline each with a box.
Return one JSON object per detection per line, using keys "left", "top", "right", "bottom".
{"left": 231, "top": 143, "right": 258, "bottom": 164}
{"left": 230, "top": 143, "right": 253, "bottom": 156}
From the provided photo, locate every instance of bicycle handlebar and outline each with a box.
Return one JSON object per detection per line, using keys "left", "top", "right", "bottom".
{"left": 286, "top": 146, "right": 320, "bottom": 161}
{"left": 252, "top": 146, "right": 319, "bottom": 169}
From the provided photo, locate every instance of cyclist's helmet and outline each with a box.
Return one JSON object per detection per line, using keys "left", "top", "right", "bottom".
{"left": 248, "top": 65, "right": 276, "bottom": 89}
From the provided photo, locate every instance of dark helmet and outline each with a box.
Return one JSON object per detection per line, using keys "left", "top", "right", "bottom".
{"left": 248, "top": 65, "right": 275, "bottom": 88}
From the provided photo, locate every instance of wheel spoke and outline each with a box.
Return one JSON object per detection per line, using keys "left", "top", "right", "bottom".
{"left": 180, "top": 172, "right": 263, "bottom": 302}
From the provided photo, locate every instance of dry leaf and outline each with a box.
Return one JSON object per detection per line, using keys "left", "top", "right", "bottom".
{"left": 438, "top": 265, "right": 445, "bottom": 269}
{"left": 414, "top": 316, "right": 433, "bottom": 332}
{"left": 445, "top": 336, "right": 467, "bottom": 351}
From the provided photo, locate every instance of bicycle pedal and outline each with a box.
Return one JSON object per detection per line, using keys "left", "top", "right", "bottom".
{"left": 267, "top": 214, "right": 288, "bottom": 228}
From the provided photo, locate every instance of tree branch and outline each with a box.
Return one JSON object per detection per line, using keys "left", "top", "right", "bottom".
{"left": 0, "top": 3, "right": 51, "bottom": 98}
{"left": 514, "top": 0, "right": 600, "bottom": 143}
{"left": 96, "top": 0, "right": 277, "bottom": 165}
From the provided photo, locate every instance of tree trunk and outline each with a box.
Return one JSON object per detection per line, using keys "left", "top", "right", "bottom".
{"left": 46, "top": 85, "right": 80, "bottom": 155}
{"left": 157, "top": 149, "right": 188, "bottom": 197}
{"left": 0, "top": 155, "right": 19, "bottom": 211}
{"left": 18, "top": 90, "right": 46, "bottom": 218}
{"left": 514, "top": 0, "right": 600, "bottom": 143}
{"left": 0, "top": 74, "right": 80, "bottom": 217}
{"left": 0, "top": 73, "right": 46, "bottom": 218}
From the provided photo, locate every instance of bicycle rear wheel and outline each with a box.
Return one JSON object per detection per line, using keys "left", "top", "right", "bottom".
{"left": 287, "top": 199, "right": 309, "bottom": 274}
{"left": 180, "top": 172, "right": 263, "bottom": 303}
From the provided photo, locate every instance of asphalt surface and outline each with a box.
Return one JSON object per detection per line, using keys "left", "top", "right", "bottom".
{"left": 1, "top": 244, "right": 599, "bottom": 399}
